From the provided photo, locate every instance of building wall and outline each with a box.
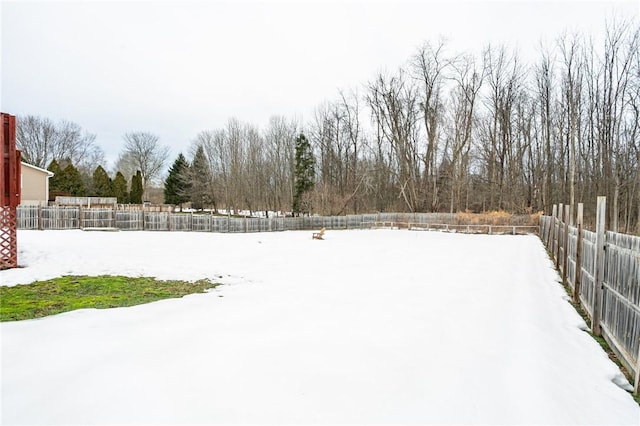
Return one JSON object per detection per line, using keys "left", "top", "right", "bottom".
{"left": 21, "top": 165, "right": 50, "bottom": 206}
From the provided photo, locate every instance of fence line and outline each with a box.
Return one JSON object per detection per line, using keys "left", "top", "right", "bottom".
{"left": 16, "top": 206, "right": 539, "bottom": 235}
{"left": 540, "top": 198, "right": 640, "bottom": 393}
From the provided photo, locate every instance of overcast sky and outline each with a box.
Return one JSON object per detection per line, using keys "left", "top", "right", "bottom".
{"left": 2, "top": 0, "right": 639, "bottom": 170}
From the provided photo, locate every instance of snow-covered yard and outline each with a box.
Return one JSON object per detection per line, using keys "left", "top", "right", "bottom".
{"left": 1, "top": 229, "right": 638, "bottom": 425}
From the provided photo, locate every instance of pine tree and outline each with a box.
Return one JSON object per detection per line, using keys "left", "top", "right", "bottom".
{"left": 47, "top": 159, "right": 64, "bottom": 194}
{"left": 91, "top": 165, "right": 113, "bottom": 197}
{"left": 164, "top": 153, "right": 191, "bottom": 209}
{"left": 130, "top": 170, "right": 144, "bottom": 204}
{"left": 113, "top": 171, "right": 129, "bottom": 204}
{"left": 292, "top": 133, "right": 315, "bottom": 215}
{"left": 189, "top": 145, "right": 213, "bottom": 210}
{"left": 59, "top": 163, "right": 86, "bottom": 196}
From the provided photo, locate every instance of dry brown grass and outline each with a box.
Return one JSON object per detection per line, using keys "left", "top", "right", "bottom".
{"left": 455, "top": 210, "right": 542, "bottom": 226}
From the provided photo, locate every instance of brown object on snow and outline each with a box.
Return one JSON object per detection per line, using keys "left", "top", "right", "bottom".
{"left": 312, "top": 227, "right": 325, "bottom": 240}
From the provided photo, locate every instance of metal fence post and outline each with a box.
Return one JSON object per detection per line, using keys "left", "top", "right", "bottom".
{"left": 592, "top": 196, "right": 606, "bottom": 336}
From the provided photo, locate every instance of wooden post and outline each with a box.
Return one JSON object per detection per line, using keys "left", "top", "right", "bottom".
{"left": 38, "top": 205, "right": 43, "bottom": 231}
{"left": 556, "top": 203, "right": 563, "bottom": 268}
{"left": 592, "top": 196, "right": 606, "bottom": 336}
{"left": 569, "top": 203, "right": 574, "bottom": 227}
{"left": 549, "top": 204, "right": 557, "bottom": 255}
{"left": 574, "top": 203, "right": 583, "bottom": 304}
{"left": 635, "top": 351, "right": 640, "bottom": 394}
{"left": 562, "top": 204, "right": 570, "bottom": 284}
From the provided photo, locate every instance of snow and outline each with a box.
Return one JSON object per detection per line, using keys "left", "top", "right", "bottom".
{"left": 1, "top": 229, "right": 638, "bottom": 425}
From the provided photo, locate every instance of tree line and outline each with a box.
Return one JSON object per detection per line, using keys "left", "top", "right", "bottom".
{"left": 46, "top": 158, "right": 144, "bottom": 204}
{"left": 17, "top": 118, "right": 168, "bottom": 203}
{"left": 16, "top": 19, "right": 640, "bottom": 230}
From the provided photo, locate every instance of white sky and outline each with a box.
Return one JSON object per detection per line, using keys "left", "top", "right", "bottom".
{"left": 2, "top": 0, "right": 639, "bottom": 170}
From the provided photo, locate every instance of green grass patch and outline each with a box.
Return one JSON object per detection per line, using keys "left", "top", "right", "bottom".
{"left": 0, "top": 275, "right": 220, "bottom": 322}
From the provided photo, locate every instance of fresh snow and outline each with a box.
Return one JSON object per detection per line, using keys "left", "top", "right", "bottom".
{"left": 1, "top": 229, "right": 638, "bottom": 425}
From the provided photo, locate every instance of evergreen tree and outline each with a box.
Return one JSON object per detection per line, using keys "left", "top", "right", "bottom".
{"left": 112, "top": 171, "right": 129, "bottom": 204}
{"left": 91, "top": 165, "right": 113, "bottom": 197}
{"left": 292, "top": 133, "right": 315, "bottom": 215}
{"left": 164, "top": 153, "right": 191, "bottom": 209}
{"left": 47, "top": 159, "right": 63, "bottom": 194}
{"left": 189, "top": 145, "right": 213, "bottom": 210}
{"left": 59, "top": 163, "right": 86, "bottom": 196}
{"left": 130, "top": 170, "right": 144, "bottom": 204}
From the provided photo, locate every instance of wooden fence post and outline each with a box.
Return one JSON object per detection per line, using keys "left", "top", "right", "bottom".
{"left": 549, "top": 204, "right": 557, "bottom": 255}
{"left": 635, "top": 351, "right": 640, "bottom": 394}
{"left": 556, "top": 203, "right": 563, "bottom": 269}
{"left": 592, "top": 196, "right": 606, "bottom": 336}
{"left": 574, "top": 203, "right": 583, "bottom": 304}
{"left": 562, "top": 204, "right": 570, "bottom": 284}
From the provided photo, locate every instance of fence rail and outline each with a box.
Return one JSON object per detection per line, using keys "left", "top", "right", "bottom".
{"left": 540, "top": 198, "right": 640, "bottom": 393}
{"left": 16, "top": 206, "right": 539, "bottom": 235}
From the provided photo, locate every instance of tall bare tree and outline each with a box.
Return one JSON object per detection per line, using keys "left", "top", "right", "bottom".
{"left": 445, "top": 53, "right": 484, "bottom": 212}
{"left": 367, "top": 69, "right": 421, "bottom": 211}
{"left": 480, "top": 45, "right": 526, "bottom": 210}
{"left": 264, "top": 116, "right": 298, "bottom": 214}
{"left": 120, "top": 132, "right": 169, "bottom": 199}
{"left": 412, "top": 40, "right": 449, "bottom": 211}
{"left": 534, "top": 44, "right": 557, "bottom": 212}
{"left": 559, "top": 32, "right": 584, "bottom": 220}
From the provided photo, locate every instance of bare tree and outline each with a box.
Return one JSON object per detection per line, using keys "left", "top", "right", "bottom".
{"left": 445, "top": 53, "right": 484, "bottom": 212}
{"left": 367, "top": 69, "right": 421, "bottom": 211}
{"left": 534, "top": 44, "right": 557, "bottom": 212}
{"left": 480, "top": 45, "right": 526, "bottom": 210}
{"left": 243, "top": 123, "right": 267, "bottom": 215}
{"left": 264, "top": 116, "right": 297, "bottom": 214}
{"left": 412, "top": 39, "right": 449, "bottom": 211}
{"left": 16, "top": 115, "right": 104, "bottom": 171}
{"left": 309, "top": 94, "right": 364, "bottom": 215}
{"left": 121, "top": 132, "right": 169, "bottom": 199}
{"left": 113, "top": 151, "right": 137, "bottom": 184}
{"left": 558, "top": 31, "right": 584, "bottom": 220}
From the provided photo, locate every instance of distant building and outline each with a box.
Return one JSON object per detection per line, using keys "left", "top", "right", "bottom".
{"left": 20, "top": 162, "right": 54, "bottom": 206}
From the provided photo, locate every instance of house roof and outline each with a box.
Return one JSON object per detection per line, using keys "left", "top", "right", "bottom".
{"left": 21, "top": 162, "right": 55, "bottom": 177}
